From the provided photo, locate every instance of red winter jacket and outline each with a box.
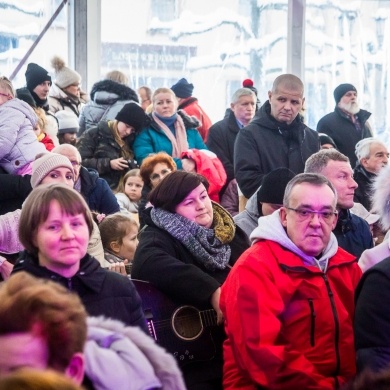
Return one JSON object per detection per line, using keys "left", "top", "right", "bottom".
{"left": 178, "top": 97, "right": 212, "bottom": 141}
{"left": 40, "top": 133, "right": 55, "bottom": 151}
{"left": 220, "top": 240, "right": 361, "bottom": 389}
{"left": 181, "top": 149, "right": 227, "bottom": 202}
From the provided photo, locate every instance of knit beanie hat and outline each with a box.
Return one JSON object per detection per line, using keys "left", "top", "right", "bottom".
{"left": 257, "top": 168, "right": 295, "bottom": 205}
{"left": 318, "top": 133, "right": 337, "bottom": 149}
{"left": 25, "top": 63, "right": 52, "bottom": 92}
{"left": 171, "top": 78, "right": 194, "bottom": 98}
{"left": 55, "top": 111, "right": 79, "bottom": 134}
{"left": 333, "top": 83, "right": 357, "bottom": 104}
{"left": 31, "top": 153, "right": 74, "bottom": 188}
{"left": 115, "top": 102, "right": 149, "bottom": 133}
{"left": 51, "top": 56, "right": 81, "bottom": 89}
{"left": 242, "top": 78, "right": 258, "bottom": 96}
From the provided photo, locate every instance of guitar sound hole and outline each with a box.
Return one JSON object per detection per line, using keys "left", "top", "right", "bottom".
{"left": 172, "top": 306, "right": 203, "bottom": 341}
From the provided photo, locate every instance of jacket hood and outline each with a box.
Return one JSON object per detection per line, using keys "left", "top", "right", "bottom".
{"left": 250, "top": 209, "right": 338, "bottom": 270}
{"left": 90, "top": 79, "right": 139, "bottom": 103}
{"left": 85, "top": 316, "right": 186, "bottom": 390}
{"left": 3, "top": 98, "right": 37, "bottom": 127}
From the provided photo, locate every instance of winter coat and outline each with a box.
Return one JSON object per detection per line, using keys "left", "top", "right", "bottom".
{"left": 0, "top": 98, "right": 46, "bottom": 174}
{"left": 133, "top": 111, "right": 207, "bottom": 169}
{"left": 234, "top": 101, "right": 319, "bottom": 198}
{"left": 358, "top": 239, "right": 390, "bottom": 272}
{"left": 115, "top": 192, "right": 139, "bottom": 214}
{"left": 221, "top": 210, "right": 361, "bottom": 389}
{"left": 353, "top": 164, "right": 376, "bottom": 210}
{"left": 317, "top": 106, "right": 372, "bottom": 168}
{"left": 48, "top": 83, "right": 87, "bottom": 117}
{"left": 180, "top": 148, "right": 227, "bottom": 202}
{"left": 17, "top": 87, "right": 60, "bottom": 146}
{"left": 78, "top": 166, "right": 120, "bottom": 214}
{"left": 333, "top": 208, "right": 374, "bottom": 259}
{"left": 85, "top": 316, "right": 186, "bottom": 390}
{"left": 77, "top": 121, "right": 137, "bottom": 189}
{"left": 178, "top": 97, "right": 213, "bottom": 141}
{"left": 355, "top": 256, "right": 390, "bottom": 373}
{"left": 233, "top": 185, "right": 261, "bottom": 239}
{"left": 206, "top": 110, "right": 241, "bottom": 183}
{"left": 40, "top": 132, "right": 55, "bottom": 151}
{"left": 79, "top": 79, "right": 139, "bottom": 136}
{"left": 132, "top": 207, "right": 249, "bottom": 388}
{"left": 12, "top": 251, "right": 148, "bottom": 332}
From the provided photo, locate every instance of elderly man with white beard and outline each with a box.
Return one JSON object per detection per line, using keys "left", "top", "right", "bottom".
{"left": 317, "top": 83, "right": 373, "bottom": 168}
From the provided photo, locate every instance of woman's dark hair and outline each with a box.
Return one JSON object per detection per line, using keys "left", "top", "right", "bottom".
{"left": 148, "top": 171, "right": 209, "bottom": 212}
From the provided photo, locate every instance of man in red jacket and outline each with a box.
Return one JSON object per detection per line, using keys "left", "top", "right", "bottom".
{"left": 171, "top": 78, "right": 212, "bottom": 141}
{"left": 220, "top": 173, "right": 362, "bottom": 389}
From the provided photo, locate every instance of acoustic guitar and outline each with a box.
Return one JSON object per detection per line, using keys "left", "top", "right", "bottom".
{"left": 132, "top": 279, "right": 219, "bottom": 366}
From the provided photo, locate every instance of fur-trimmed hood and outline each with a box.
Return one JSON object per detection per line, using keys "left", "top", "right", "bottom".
{"left": 90, "top": 80, "right": 139, "bottom": 103}
{"left": 371, "top": 163, "right": 390, "bottom": 230}
{"left": 85, "top": 316, "right": 186, "bottom": 390}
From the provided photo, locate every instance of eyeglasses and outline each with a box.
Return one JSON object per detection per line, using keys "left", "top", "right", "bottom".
{"left": 286, "top": 207, "right": 338, "bottom": 222}
{"left": 150, "top": 169, "right": 171, "bottom": 182}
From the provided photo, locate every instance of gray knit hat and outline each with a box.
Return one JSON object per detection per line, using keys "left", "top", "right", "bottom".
{"left": 51, "top": 56, "right": 81, "bottom": 89}
{"left": 31, "top": 153, "right": 74, "bottom": 188}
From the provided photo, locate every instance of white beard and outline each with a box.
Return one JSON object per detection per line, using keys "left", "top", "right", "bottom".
{"left": 338, "top": 100, "right": 360, "bottom": 115}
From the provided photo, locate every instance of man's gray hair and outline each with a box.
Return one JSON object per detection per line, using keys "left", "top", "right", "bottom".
{"left": 231, "top": 88, "right": 256, "bottom": 104}
{"left": 304, "top": 149, "right": 349, "bottom": 174}
{"left": 355, "top": 137, "right": 387, "bottom": 162}
{"left": 283, "top": 172, "right": 337, "bottom": 207}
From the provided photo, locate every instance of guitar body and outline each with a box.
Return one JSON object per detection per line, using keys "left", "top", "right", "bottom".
{"left": 133, "top": 279, "right": 218, "bottom": 366}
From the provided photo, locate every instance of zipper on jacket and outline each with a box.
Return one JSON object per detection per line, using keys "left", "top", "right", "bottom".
{"left": 67, "top": 278, "right": 73, "bottom": 290}
{"left": 322, "top": 274, "right": 341, "bottom": 376}
{"left": 308, "top": 298, "right": 316, "bottom": 347}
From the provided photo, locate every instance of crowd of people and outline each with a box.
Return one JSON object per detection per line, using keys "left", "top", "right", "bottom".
{"left": 1, "top": 60, "right": 390, "bottom": 390}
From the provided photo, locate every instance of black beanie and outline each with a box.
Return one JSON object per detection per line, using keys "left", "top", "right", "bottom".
{"left": 318, "top": 133, "right": 337, "bottom": 149}
{"left": 333, "top": 83, "right": 357, "bottom": 104}
{"left": 171, "top": 78, "right": 194, "bottom": 98}
{"left": 25, "top": 63, "right": 52, "bottom": 92}
{"left": 115, "top": 103, "right": 148, "bottom": 133}
{"left": 257, "top": 168, "right": 295, "bottom": 205}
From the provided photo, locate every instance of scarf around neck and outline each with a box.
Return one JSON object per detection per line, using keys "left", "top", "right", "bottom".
{"left": 152, "top": 111, "right": 189, "bottom": 158}
{"left": 150, "top": 202, "right": 235, "bottom": 270}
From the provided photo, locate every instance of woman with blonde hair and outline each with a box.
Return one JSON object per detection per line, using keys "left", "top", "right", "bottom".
{"left": 133, "top": 87, "right": 206, "bottom": 168}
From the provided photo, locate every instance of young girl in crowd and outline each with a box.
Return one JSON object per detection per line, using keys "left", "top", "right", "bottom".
{"left": 97, "top": 212, "right": 139, "bottom": 275}
{"left": 115, "top": 169, "right": 144, "bottom": 214}
{"left": 0, "top": 76, "right": 45, "bottom": 175}
{"left": 33, "top": 107, "right": 55, "bottom": 151}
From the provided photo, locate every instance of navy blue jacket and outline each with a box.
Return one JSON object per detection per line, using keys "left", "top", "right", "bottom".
{"left": 79, "top": 166, "right": 119, "bottom": 214}
{"left": 333, "top": 209, "right": 373, "bottom": 260}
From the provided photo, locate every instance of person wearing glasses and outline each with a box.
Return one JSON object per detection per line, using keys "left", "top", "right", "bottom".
{"left": 77, "top": 102, "right": 149, "bottom": 189}
{"left": 305, "top": 149, "right": 374, "bottom": 259}
{"left": 220, "top": 173, "right": 362, "bottom": 389}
